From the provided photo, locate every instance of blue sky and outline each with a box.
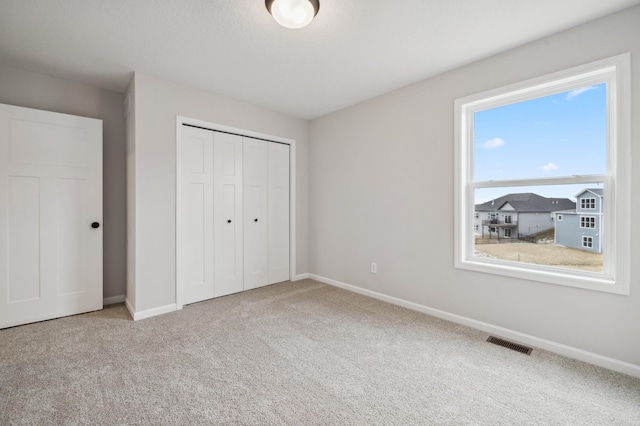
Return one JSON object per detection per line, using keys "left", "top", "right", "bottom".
{"left": 473, "top": 83, "right": 606, "bottom": 202}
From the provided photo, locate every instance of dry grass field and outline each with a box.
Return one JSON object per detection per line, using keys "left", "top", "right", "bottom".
{"left": 475, "top": 242, "right": 603, "bottom": 272}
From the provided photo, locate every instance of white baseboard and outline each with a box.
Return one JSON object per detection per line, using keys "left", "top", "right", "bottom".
{"left": 308, "top": 273, "right": 640, "bottom": 379}
{"left": 124, "top": 298, "right": 176, "bottom": 321}
{"left": 103, "top": 295, "right": 125, "bottom": 306}
{"left": 293, "top": 273, "right": 310, "bottom": 281}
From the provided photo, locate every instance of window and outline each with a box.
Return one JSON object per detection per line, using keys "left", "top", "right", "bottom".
{"left": 474, "top": 213, "right": 479, "bottom": 219}
{"left": 504, "top": 215, "right": 512, "bottom": 224}
{"left": 474, "top": 224, "right": 479, "bottom": 231}
{"left": 488, "top": 213, "right": 497, "bottom": 220}
{"left": 581, "top": 198, "right": 596, "bottom": 209}
{"left": 583, "top": 236, "right": 594, "bottom": 248}
{"left": 504, "top": 229, "right": 512, "bottom": 238}
{"left": 455, "top": 54, "right": 630, "bottom": 295}
{"left": 580, "top": 216, "right": 596, "bottom": 229}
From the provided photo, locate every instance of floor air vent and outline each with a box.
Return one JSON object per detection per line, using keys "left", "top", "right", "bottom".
{"left": 486, "top": 336, "right": 532, "bottom": 355}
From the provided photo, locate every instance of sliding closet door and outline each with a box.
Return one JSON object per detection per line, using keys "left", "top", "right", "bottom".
{"left": 178, "top": 126, "right": 214, "bottom": 305}
{"left": 268, "top": 143, "right": 290, "bottom": 284}
{"left": 213, "top": 132, "right": 244, "bottom": 297}
{"left": 243, "top": 138, "right": 269, "bottom": 290}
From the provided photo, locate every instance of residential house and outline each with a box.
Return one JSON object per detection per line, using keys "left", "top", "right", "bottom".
{"left": 474, "top": 193, "right": 576, "bottom": 239}
{"left": 554, "top": 188, "right": 604, "bottom": 253}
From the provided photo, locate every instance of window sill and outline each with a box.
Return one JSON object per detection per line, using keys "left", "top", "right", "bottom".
{"left": 456, "top": 258, "right": 628, "bottom": 295}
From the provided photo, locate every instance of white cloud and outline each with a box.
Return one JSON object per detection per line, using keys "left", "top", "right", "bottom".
{"left": 566, "top": 85, "right": 597, "bottom": 100}
{"left": 541, "top": 162, "right": 559, "bottom": 172}
{"left": 481, "top": 138, "right": 505, "bottom": 149}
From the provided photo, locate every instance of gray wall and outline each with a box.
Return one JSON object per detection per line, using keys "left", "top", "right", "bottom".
{"left": 555, "top": 213, "right": 578, "bottom": 248}
{"left": 0, "top": 63, "right": 127, "bottom": 300}
{"left": 517, "top": 212, "right": 554, "bottom": 236}
{"left": 309, "top": 6, "right": 640, "bottom": 366}
{"left": 577, "top": 193, "right": 603, "bottom": 214}
{"left": 128, "top": 73, "right": 309, "bottom": 312}
{"left": 556, "top": 213, "right": 602, "bottom": 253}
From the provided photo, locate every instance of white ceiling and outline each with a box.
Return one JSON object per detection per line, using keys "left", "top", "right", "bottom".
{"left": 1, "top": 0, "right": 638, "bottom": 119}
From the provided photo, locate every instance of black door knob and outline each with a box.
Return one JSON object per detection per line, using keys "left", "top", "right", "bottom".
{"left": 254, "top": 218, "right": 258, "bottom": 222}
{"left": 91, "top": 222, "right": 100, "bottom": 229}
{"left": 227, "top": 220, "right": 232, "bottom": 223}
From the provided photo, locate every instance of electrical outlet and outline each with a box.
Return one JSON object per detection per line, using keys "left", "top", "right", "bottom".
{"left": 371, "top": 262, "right": 377, "bottom": 273}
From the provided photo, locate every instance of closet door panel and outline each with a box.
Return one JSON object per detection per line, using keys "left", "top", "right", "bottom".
{"left": 178, "top": 126, "right": 214, "bottom": 305}
{"left": 213, "top": 132, "right": 244, "bottom": 297}
{"left": 243, "top": 138, "right": 269, "bottom": 290}
{"left": 268, "top": 143, "right": 290, "bottom": 284}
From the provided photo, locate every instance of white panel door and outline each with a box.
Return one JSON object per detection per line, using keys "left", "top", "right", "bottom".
{"left": 213, "top": 132, "right": 244, "bottom": 297}
{"left": 178, "top": 126, "right": 214, "bottom": 305}
{"left": 0, "top": 103, "right": 102, "bottom": 329}
{"left": 243, "top": 138, "right": 268, "bottom": 290}
{"left": 268, "top": 143, "right": 290, "bottom": 284}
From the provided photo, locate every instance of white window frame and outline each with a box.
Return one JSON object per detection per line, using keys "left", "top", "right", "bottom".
{"left": 581, "top": 198, "right": 596, "bottom": 209}
{"left": 454, "top": 53, "right": 631, "bottom": 295}
{"left": 583, "top": 236, "right": 594, "bottom": 249}
{"left": 504, "top": 228, "right": 512, "bottom": 238}
{"left": 580, "top": 216, "right": 596, "bottom": 229}
{"left": 557, "top": 214, "right": 563, "bottom": 222}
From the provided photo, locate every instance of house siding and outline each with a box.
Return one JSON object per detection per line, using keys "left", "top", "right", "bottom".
{"left": 517, "top": 212, "right": 554, "bottom": 236}
{"left": 554, "top": 190, "right": 603, "bottom": 253}
{"left": 556, "top": 213, "right": 580, "bottom": 248}
{"left": 474, "top": 211, "right": 555, "bottom": 238}
{"left": 474, "top": 193, "right": 574, "bottom": 238}
{"left": 577, "top": 193, "right": 603, "bottom": 214}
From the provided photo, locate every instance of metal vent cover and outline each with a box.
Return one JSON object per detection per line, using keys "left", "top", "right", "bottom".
{"left": 487, "top": 336, "right": 533, "bottom": 355}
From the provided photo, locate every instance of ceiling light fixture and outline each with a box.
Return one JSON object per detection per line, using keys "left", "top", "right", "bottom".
{"left": 265, "top": 0, "right": 320, "bottom": 29}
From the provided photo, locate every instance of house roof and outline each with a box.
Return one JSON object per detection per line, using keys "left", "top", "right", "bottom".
{"left": 576, "top": 188, "right": 604, "bottom": 198}
{"left": 475, "top": 193, "right": 576, "bottom": 213}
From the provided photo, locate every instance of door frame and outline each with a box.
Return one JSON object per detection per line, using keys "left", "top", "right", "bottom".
{"left": 175, "top": 115, "right": 296, "bottom": 309}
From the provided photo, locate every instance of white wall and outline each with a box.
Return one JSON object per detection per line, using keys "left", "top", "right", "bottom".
{"left": 128, "top": 73, "right": 309, "bottom": 312}
{"left": 309, "top": 6, "right": 640, "bottom": 368}
{"left": 0, "top": 63, "right": 127, "bottom": 301}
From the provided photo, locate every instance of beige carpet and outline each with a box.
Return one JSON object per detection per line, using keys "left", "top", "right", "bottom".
{"left": 1, "top": 279, "right": 639, "bottom": 425}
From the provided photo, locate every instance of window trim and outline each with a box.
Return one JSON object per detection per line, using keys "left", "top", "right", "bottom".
{"left": 454, "top": 53, "right": 631, "bottom": 295}
{"left": 581, "top": 198, "right": 596, "bottom": 209}
{"left": 580, "top": 216, "right": 596, "bottom": 229}
{"left": 583, "top": 236, "right": 594, "bottom": 248}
